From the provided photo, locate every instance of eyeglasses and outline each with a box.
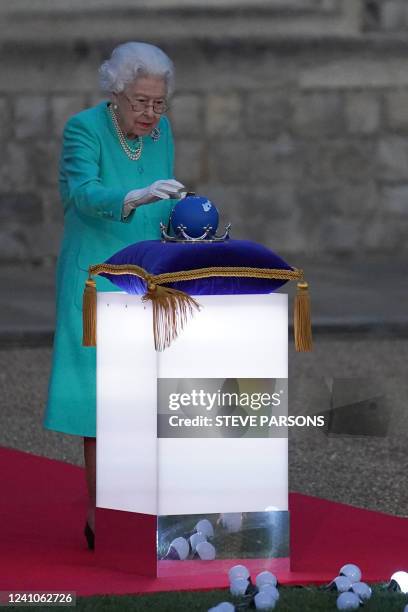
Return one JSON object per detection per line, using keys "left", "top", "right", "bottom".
{"left": 122, "top": 92, "right": 168, "bottom": 114}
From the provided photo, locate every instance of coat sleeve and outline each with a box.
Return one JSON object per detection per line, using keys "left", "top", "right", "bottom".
{"left": 60, "top": 115, "right": 129, "bottom": 222}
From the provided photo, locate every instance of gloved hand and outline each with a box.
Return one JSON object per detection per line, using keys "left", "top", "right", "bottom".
{"left": 124, "top": 179, "right": 186, "bottom": 208}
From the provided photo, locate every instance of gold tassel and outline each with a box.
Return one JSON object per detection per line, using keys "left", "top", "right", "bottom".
{"left": 142, "top": 282, "right": 200, "bottom": 351}
{"left": 294, "top": 281, "right": 312, "bottom": 352}
{"left": 82, "top": 278, "right": 97, "bottom": 347}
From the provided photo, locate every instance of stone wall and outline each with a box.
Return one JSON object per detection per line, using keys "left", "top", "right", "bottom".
{"left": 363, "top": 0, "right": 408, "bottom": 31}
{"left": 0, "top": 0, "right": 407, "bottom": 262}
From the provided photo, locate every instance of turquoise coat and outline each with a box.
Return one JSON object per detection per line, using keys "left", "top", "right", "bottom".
{"left": 43, "top": 102, "right": 175, "bottom": 437}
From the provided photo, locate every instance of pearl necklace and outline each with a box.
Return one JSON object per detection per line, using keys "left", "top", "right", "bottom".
{"left": 109, "top": 103, "right": 143, "bottom": 161}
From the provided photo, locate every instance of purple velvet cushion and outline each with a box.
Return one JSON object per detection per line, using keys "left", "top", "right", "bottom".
{"left": 101, "top": 239, "right": 293, "bottom": 295}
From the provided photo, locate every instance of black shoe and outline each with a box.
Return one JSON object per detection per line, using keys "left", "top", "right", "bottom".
{"left": 84, "top": 522, "right": 95, "bottom": 550}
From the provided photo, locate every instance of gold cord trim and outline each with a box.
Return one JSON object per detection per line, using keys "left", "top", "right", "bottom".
{"left": 82, "top": 278, "right": 97, "bottom": 346}
{"left": 88, "top": 263, "right": 304, "bottom": 284}
{"left": 83, "top": 263, "right": 311, "bottom": 352}
{"left": 294, "top": 281, "right": 313, "bottom": 352}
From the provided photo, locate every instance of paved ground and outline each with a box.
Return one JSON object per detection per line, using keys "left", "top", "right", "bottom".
{"left": 0, "top": 255, "right": 407, "bottom": 517}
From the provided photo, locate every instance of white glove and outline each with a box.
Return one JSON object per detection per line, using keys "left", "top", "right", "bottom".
{"left": 125, "top": 179, "right": 185, "bottom": 208}
{"left": 122, "top": 179, "right": 185, "bottom": 219}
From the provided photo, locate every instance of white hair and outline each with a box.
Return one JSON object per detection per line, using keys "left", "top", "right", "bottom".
{"left": 99, "top": 42, "right": 175, "bottom": 97}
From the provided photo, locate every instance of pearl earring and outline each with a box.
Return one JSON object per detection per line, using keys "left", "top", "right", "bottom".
{"left": 113, "top": 104, "right": 118, "bottom": 110}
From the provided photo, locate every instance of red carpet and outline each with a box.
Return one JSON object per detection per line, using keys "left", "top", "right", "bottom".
{"left": 0, "top": 446, "right": 407, "bottom": 596}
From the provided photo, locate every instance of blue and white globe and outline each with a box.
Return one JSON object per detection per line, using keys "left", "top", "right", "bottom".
{"left": 171, "top": 194, "right": 219, "bottom": 238}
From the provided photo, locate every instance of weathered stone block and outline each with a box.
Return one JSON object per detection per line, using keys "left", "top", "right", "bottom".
{"left": 173, "top": 45, "right": 297, "bottom": 93}
{"left": 15, "top": 96, "right": 48, "bottom": 140}
{"left": 51, "top": 95, "right": 86, "bottom": 136}
{"left": 377, "top": 136, "right": 408, "bottom": 181}
{"left": 363, "top": 212, "right": 408, "bottom": 249}
{"left": 41, "top": 187, "right": 64, "bottom": 225}
{"left": 0, "top": 97, "right": 12, "bottom": 141}
{"left": 345, "top": 92, "right": 380, "bottom": 134}
{"left": 382, "top": 185, "right": 408, "bottom": 214}
{"left": 234, "top": 209, "right": 270, "bottom": 243}
{"left": 299, "top": 213, "right": 362, "bottom": 253}
{"left": 208, "top": 140, "right": 252, "bottom": 184}
{"left": 292, "top": 92, "right": 344, "bottom": 137}
{"left": 299, "top": 181, "right": 379, "bottom": 217}
{"left": 169, "top": 94, "right": 203, "bottom": 137}
{"left": 30, "top": 141, "right": 60, "bottom": 187}
{"left": 245, "top": 91, "right": 291, "bottom": 137}
{"left": 0, "top": 225, "right": 28, "bottom": 261}
{"left": 4, "top": 143, "right": 36, "bottom": 190}
{"left": 263, "top": 215, "right": 307, "bottom": 253}
{"left": 0, "top": 143, "right": 33, "bottom": 191}
{"left": 300, "top": 59, "right": 408, "bottom": 90}
{"left": 301, "top": 140, "right": 375, "bottom": 184}
{"left": 250, "top": 137, "right": 302, "bottom": 183}
{"left": 296, "top": 182, "right": 374, "bottom": 252}
{"left": 251, "top": 182, "right": 296, "bottom": 218}
{"left": 174, "top": 140, "right": 204, "bottom": 185}
{"left": 0, "top": 193, "right": 43, "bottom": 225}
{"left": 0, "top": 158, "right": 11, "bottom": 192}
{"left": 1, "top": 48, "right": 99, "bottom": 93}
{"left": 319, "top": 0, "right": 342, "bottom": 11}
{"left": 24, "top": 221, "right": 63, "bottom": 261}
{"left": 385, "top": 91, "right": 408, "bottom": 130}
{"left": 206, "top": 93, "right": 242, "bottom": 137}
{"left": 381, "top": 1, "right": 406, "bottom": 30}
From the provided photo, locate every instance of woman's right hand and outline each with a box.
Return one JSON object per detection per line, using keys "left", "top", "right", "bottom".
{"left": 124, "top": 179, "right": 185, "bottom": 209}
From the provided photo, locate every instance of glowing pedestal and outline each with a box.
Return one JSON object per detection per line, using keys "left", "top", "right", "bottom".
{"left": 95, "top": 292, "right": 288, "bottom": 575}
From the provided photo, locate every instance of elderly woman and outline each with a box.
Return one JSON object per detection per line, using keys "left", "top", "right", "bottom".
{"left": 43, "top": 42, "right": 184, "bottom": 549}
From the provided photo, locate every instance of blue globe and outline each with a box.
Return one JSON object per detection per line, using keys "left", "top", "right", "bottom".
{"left": 170, "top": 195, "right": 219, "bottom": 238}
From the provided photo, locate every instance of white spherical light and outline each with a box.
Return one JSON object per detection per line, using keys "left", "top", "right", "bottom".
{"left": 390, "top": 571, "right": 408, "bottom": 594}
{"left": 339, "top": 564, "right": 362, "bottom": 583}
{"left": 196, "top": 519, "right": 214, "bottom": 538}
{"left": 228, "top": 564, "right": 250, "bottom": 583}
{"left": 255, "top": 571, "right": 278, "bottom": 588}
{"left": 351, "top": 581, "right": 372, "bottom": 601}
{"left": 254, "top": 590, "right": 277, "bottom": 610}
{"left": 230, "top": 577, "right": 248, "bottom": 596}
{"left": 190, "top": 531, "right": 206, "bottom": 552}
{"left": 208, "top": 603, "right": 235, "bottom": 612}
{"left": 336, "top": 591, "right": 360, "bottom": 610}
{"left": 333, "top": 576, "right": 353, "bottom": 593}
{"left": 220, "top": 513, "right": 243, "bottom": 533}
{"left": 196, "top": 541, "right": 216, "bottom": 560}
{"left": 169, "top": 537, "right": 189, "bottom": 560}
{"left": 258, "top": 584, "right": 279, "bottom": 601}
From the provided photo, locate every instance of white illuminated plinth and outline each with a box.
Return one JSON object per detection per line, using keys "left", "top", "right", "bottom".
{"left": 96, "top": 292, "right": 288, "bottom": 516}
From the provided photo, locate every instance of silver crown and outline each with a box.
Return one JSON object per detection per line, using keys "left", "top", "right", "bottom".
{"left": 160, "top": 222, "right": 231, "bottom": 243}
